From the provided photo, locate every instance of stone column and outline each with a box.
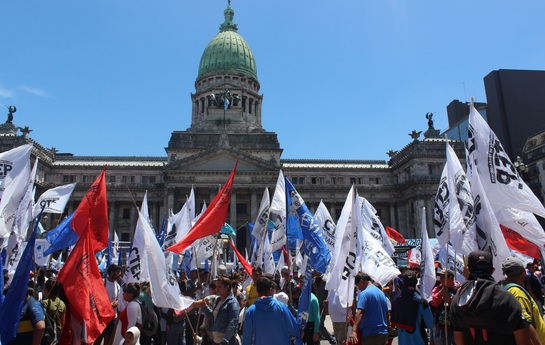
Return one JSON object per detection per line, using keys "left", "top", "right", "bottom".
{"left": 230, "top": 190, "right": 237, "bottom": 228}
{"left": 130, "top": 207, "right": 137, "bottom": 238}
{"left": 389, "top": 203, "right": 397, "bottom": 229}
{"left": 250, "top": 188, "right": 258, "bottom": 222}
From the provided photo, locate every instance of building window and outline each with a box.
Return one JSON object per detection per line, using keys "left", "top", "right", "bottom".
{"left": 63, "top": 175, "right": 75, "bottom": 183}
{"left": 109, "top": 176, "right": 116, "bottom": 183}
{"left": 236, "top": 203, "right": 248, "bottom": 215}
{"left": 150, "top": 176, "right": 156, "bottom": 183}
{"left": 428, "top": 164, "right": 433, "bottom": 175}
{"left": 249, "top": 98, "right": 253, "bottom": 114}
{"left": 122, "top": 208, "right": 131, "bottom": 219}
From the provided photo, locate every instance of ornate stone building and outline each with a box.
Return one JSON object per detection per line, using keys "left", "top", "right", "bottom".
{"left": 0, "top": 3, "right": 458, "bottom": 251}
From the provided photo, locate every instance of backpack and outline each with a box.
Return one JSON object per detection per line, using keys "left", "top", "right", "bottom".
{"left": 138, "top": 301, "right": 158, "bottom": 337}
{"left": 22, "top": 297, "right": 57, "bottom": 345}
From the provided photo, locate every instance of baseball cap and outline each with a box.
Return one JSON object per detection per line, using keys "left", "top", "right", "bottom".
{"left": 467, "top": 251, "right": 493, "bottom": 272}
{"left": 502, "top": 256, "right": 526, "bottom": 276}
{"left": 437, "top": 268, "right": 454, "bottom": 277}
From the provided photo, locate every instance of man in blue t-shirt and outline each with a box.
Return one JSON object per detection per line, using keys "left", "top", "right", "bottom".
{"left": 349, "top": 272, "right": 389, "bottom": 345}
{"left": 9, "top": 287, "right": 45, "bottom": 345}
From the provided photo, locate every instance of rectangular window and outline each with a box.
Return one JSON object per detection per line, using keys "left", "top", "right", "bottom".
{"left": 312, "top": 177, "right": 317, "bottom": 185}
{"left": 63, "top": 175, "right": 75, "bottom": 183}
{"left": 109, "top": 176, "right": 116, "bottom": 183}
{"left": 149, "top": 176, "right": 156, "bottom": 183}
{"left": 122, "top": 176, "right": 128, "bottom": 183}
{"left": 122, "top": 208, "right": 131, "bottom": 219}
{"left": 236, "top": 203, "right": 248, "bottom": 215}
{"left": 298, "top": 177, "right": 305, "bottom": 184}
{"left": 142, "top": 176, "right": 149, "bottom": 184}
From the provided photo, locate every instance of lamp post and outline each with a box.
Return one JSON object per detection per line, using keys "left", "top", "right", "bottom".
{"left": 208, "top": 89, "right": 232, "bottom": 129}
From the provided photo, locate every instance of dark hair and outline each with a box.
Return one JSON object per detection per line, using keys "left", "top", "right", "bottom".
{"left": 124, "top": 282, "right": 141, "bottom": 300}
{"left": 355, "top": 272, "right": 372, "bottom": 284}
{"left": 44, "top": 277, "right": 60, "bottom": 298}
{"left": 256, "top": 277, "right": 273, "bottom": 296}
{"left": 252, "top": 267, "right": 263, "bottom": 276}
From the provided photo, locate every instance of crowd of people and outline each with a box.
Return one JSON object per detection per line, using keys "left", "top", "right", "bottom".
{"left": 4, "top": 250, "right": 545, "bottom": 345}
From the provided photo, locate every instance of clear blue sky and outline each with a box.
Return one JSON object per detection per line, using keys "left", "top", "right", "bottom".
{"left": 1, "top": 1, "right": 544, "bottom": 160}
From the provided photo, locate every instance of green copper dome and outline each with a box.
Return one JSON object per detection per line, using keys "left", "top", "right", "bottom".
{"left": 197, "top": 3, "right": 257, "bottom": 80}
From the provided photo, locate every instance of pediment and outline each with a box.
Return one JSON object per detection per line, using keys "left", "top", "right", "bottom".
{"left": 166, "top": 146, "right": 279, "bottom": 172}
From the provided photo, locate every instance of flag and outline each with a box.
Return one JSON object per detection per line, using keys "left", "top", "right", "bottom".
{"left": 434, "top": 141, "right": 477, "bottom": 255}
{"left": 123, "top": 206, "right": 150, "bottom": 284}
{"left": 43, "top": 212, "right": 79, "bottom": 256}
{"left": 360, "top": 196, "right": 395, "bottom": 255}
{"left": 156, "top": 216, "right": 167, "bottom": 246}
{"left": 495, "top": 208, "right": 545, "bottom": 252}
{"left": 0, "top": 213, "right": 39, "bottom": 344}
{"left": 0, "top": 144, "right": 32, "bottom": 238}
{"left": 467, "top": 102, "right": 545, "bottom": 218}
{"left": 285, "top": 178, "right": 331, "bottom": 273}
{"left": 466, "top": 147, "right": 512, "bottom": 282}
{"left": 224, "top": 95, "right": 230, "bottom": 110}
{"left": 134, "top": 209, "right": 194, "bottom": 309}
{"left": 168, "top": 162, "right": 237, "bottom": 253}
{"left": 314, "top": 201, "right": 336, "bottom": 253}
{"left": 357, "top": 192, "right": 400, "bottom": 287}
{"left": 32, "top": 182, "right": 76, "bottom": 219}
{"left": 71, "top": 167, "right": 109, "bottom": 251}
{"left": 262, "top": 233, "right": 275, "bottom": 274}
{"left": 420, "top": 207, "right": 436, "bottom": 301}
{"left": 408, "top": 248, "right": 421, "bottom": 268}
{"left": 385, "top": 226, "right": 406, "bottom": 244}
{"left": 501, "top": 225, "right": 540, "bottom": 259}
{"left": 296, "top": 263, "right": 313, "bottom": 345}
{"left": 251, "top": 187, "right": 270, "bottom": 242}
{"left": 13, "top": 158, "right": 38, "bottom": 239}
{"left": 269, "top": 171, "right": 287, "bottom": 252}
{"left": 0, "top": 254, "right": 4, "bottom": 309}
{"left": 195, "top": 235, "right": 216, "bottom": 261}
{"left": 437, "top": 245, "right": 466, "bottom": 284}
{"left": 228, "top": 240, "right": 253, "bottom": 276}
{"left": 34, "top": 239, "right": 51, "bottom": 267}
{"left": 57, "top": 230, "right": 115, "bottom": 344}
{"left": 325, "top": 186, "right": 357, "bottom": 307}
{"left": 220, "top": 222, "right": 236, "bottom": 235}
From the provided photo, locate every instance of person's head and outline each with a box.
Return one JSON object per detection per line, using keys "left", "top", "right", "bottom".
{"left": 252, "top": 267, "right": 263, "bottom": 282}
{"left": 467, "top": 250, "right": 494, "bottom": 279}
{"left": 236, "top": 293, "right": 246, "bottom": 308}
{"left": 354, "top": 272, "right": 372, "bottom": 290}
{"left": 208, "top": 281, "right": 217, "bottom": 294}
{"left": 256, "top": 277, "right": 274, "bottom": 297}
{"left": 401, "top": 270, "right": 418, "bottom": 288}
{"left": 124, "top": 326, "right": 141, "bottom": 345}
{"left": 123, "top": 282, "right": 141, "bottom": 301}
{"left": 217, "top": 264, "right": 227, "bottom": 277}
{"left": 503, "top": 256, "right": 527, "bottom": 282}
{"left": 281, "top": 266, "right": 289, "bottom": 279}
{"left": 215, "top": 276, "right": 232, "bottom": 298}
{"left": 189, "top": 267, "right": 199, "bottom": 280}
{"left": 527, "top": 262, "right": 539, "bottom": 273}
{"left": 437, "top": 268, "right": 455, "bottom": 287}
{"left": 107, "top": 264, "right": 122, "bottom": 280}
{"left": 43, "top": 277, "right": 60, "bottom": 299}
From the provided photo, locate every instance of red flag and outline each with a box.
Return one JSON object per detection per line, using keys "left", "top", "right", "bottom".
{"left": 168, "top": 162, "right": 238, "bottom": 253}
{"left": 229, "top": 240, "right": 253, "bottom": 276}
{"left": 58, "top": 230, "right": 115, "bottom": 344}
{"left": 71, "top": 167, "right": 109, "bottom": 251}
{"left": 385, "top": 226, "right": 406, "bottom": 244}
{"left": 500, "top": 225, "right": 540, "bottom": 259}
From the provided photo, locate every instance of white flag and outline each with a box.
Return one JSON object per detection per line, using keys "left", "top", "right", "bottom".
{"left": 269, "top": 170, "right": 287, "bottom": 252}
{"left": 123, "top": 202, "right": 150, "bottom": 284}
{"left": 251, "top": 188, "right": 270, "bottom": 240}
{"left": 140, "top": 190, "right": 150, "bottom": 224}
{"left": 466, "top": 149, "right": 512, "bottom": 282}
{"left": 196, "top": 235, "right": 216, "bottom": 260}
{"left": 360, "top": 196, "right": 395, "bottom": 255}
{"left": 468, "top": 103, "right": 545, "bottom": 218}
{"left": 0, "top": 144, "right": 32, "bottom": 238}
{"left": 14, "top": 158, "right": 38, "bottom": 239}
{"left": 314, "top": 201, "right": 336, "bottom": 253}
{"left": 112, "top": 230, "right": 119, "bottom": 264}
{"left": 135, "top": 209, "right": 193, "bottom": 310}
{"left": 32, "top": 182, "right": 76, "bottom": 219}
{"left": 325, "top": 186, "right": 357, "bottom": 307}
{"left": 495, "top": 208, "right": 545, "bottom": 250}
{"left": 434, "top": 142, "right": 477, "bottom": 255}
{"left": 34, "top": 239, "right": 51, "bottom": 267}
{"left": 437, "top": 245, "right": 466, "bottom": 284}
{"left": 262, "top": 233, "right": 275, "bottom": 275}
{"left": 420, "top": 207, "right": 436, "bottom": 301}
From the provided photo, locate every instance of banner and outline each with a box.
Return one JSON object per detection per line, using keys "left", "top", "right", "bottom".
{"left": 269, "top": 171, "right": 287, "bottom": 252}
{"left": 360, "top": 196, "right": 395, "bottom": 255}
{"left": 32, "top": 182, "right": 76, "bottom": 219}
{"left": 419, "top": 207, "right": 436, "bottom": 301}
{"left": 314, "top": 201, "right": 336, "bottom": 253}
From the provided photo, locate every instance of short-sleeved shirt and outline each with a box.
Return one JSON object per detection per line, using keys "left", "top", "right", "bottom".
{"left": 10, "top": 297, "right": 45, "bottom": 345}
{"left": 507, "top": 285, "right": 545, "bottom": 345}
{"left": 42, "top": 297, "right": 66, "bottom": 333}
{"left": 356, "top": 284, "right": 389, "bottom": 337}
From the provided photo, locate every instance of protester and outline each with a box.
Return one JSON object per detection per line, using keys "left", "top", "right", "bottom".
{"left": 349, "top": 272, "right": 389, "bottom": 345}
{"left": 41, "top": 277, "right": 66, "bottom": 341}
{"left": 525, "top": 262, "right": 545, "bottom": 316}
{"left": 121, "top": 326, "right": 141, "bottom": 345}
{"left": 97, "top": 264, "right": 122, "bottom": 345}
{"left": 313, "top": 271, "right": 337, "bottom": 344}
{"left": 502, "top": 256, "right": 545, "bottom": 345}
{"left": 165, "top": 308, "right": 187, "bottom": 345}
{"left": 430, "top": 268, "right": 459, "bottom": 345}
{"left": 328, "top": 289, "right": 350, "bottom": 344}
{"left": 245, "top": 267, "right": 262, "bottom": 307}
{"left": 184, "top": 267, "right": 201, "bottom": 345}
{"left": 242, "top": 276, "right": 299, "bottom": 345}
{"left": 8, "top": 286, "right": 45, "bottom": 345}
{"left": 303, "top": 290, "right": 321, "bottom": 345}
{"left": 113, "top": 282, "right": 143, "bottom": 345}
{"left": 391, "top": 270, "right": 434, "bottom": 344}
{"left": 195, "top": 276, "right": 240, "bottom": 345}
{"left": 450, "top": 250, "right": 530, "bottom": 345}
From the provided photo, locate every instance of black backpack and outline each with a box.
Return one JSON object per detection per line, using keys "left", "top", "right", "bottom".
{"left": 138, "top": 301, "right": 158, "bottom": 337}
{"left": 22, "top": 297, "right": 57, "bottom": 345}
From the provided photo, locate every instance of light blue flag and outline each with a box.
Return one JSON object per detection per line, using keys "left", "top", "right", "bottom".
{"left": 285, "top": 178, "right": 331, "bottom": 273}
{"left": 0, "top": 251, "right": 4, "bottom": 309}
{"left": 0, "top": 216, "right": 40, "bottom": 344}
{"left": 296, "top": 262, "right": 313, "bottom": 345}
{"left": 43, "top": 212, "right": 78, "bottom": 256}
{"left": 220, "top": 222, "right": 236, "bottom": 235}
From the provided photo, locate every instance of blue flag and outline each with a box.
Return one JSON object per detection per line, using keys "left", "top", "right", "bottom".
{"left": 44, "top": 212, "right": 78, "bottom": 256}
{"left": 0, "top": 217, "right": 40, "bottom": 344}
{"left": 296, "top": 262, "right": 313, "bottom": 345}
{"left": 285, "top": 178, "right": 331, "bottom": 273}
{"left": 156, "top": 216, "right": 167, "bottom": 246}
{"left": 0, "top": 252, "right": 4, "bottom": 309}
{"left": 107, "top": 236, "right": 113, "bottom": 267}
{"left": 220, "top": 222, "right": 236, "bottom": 235}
